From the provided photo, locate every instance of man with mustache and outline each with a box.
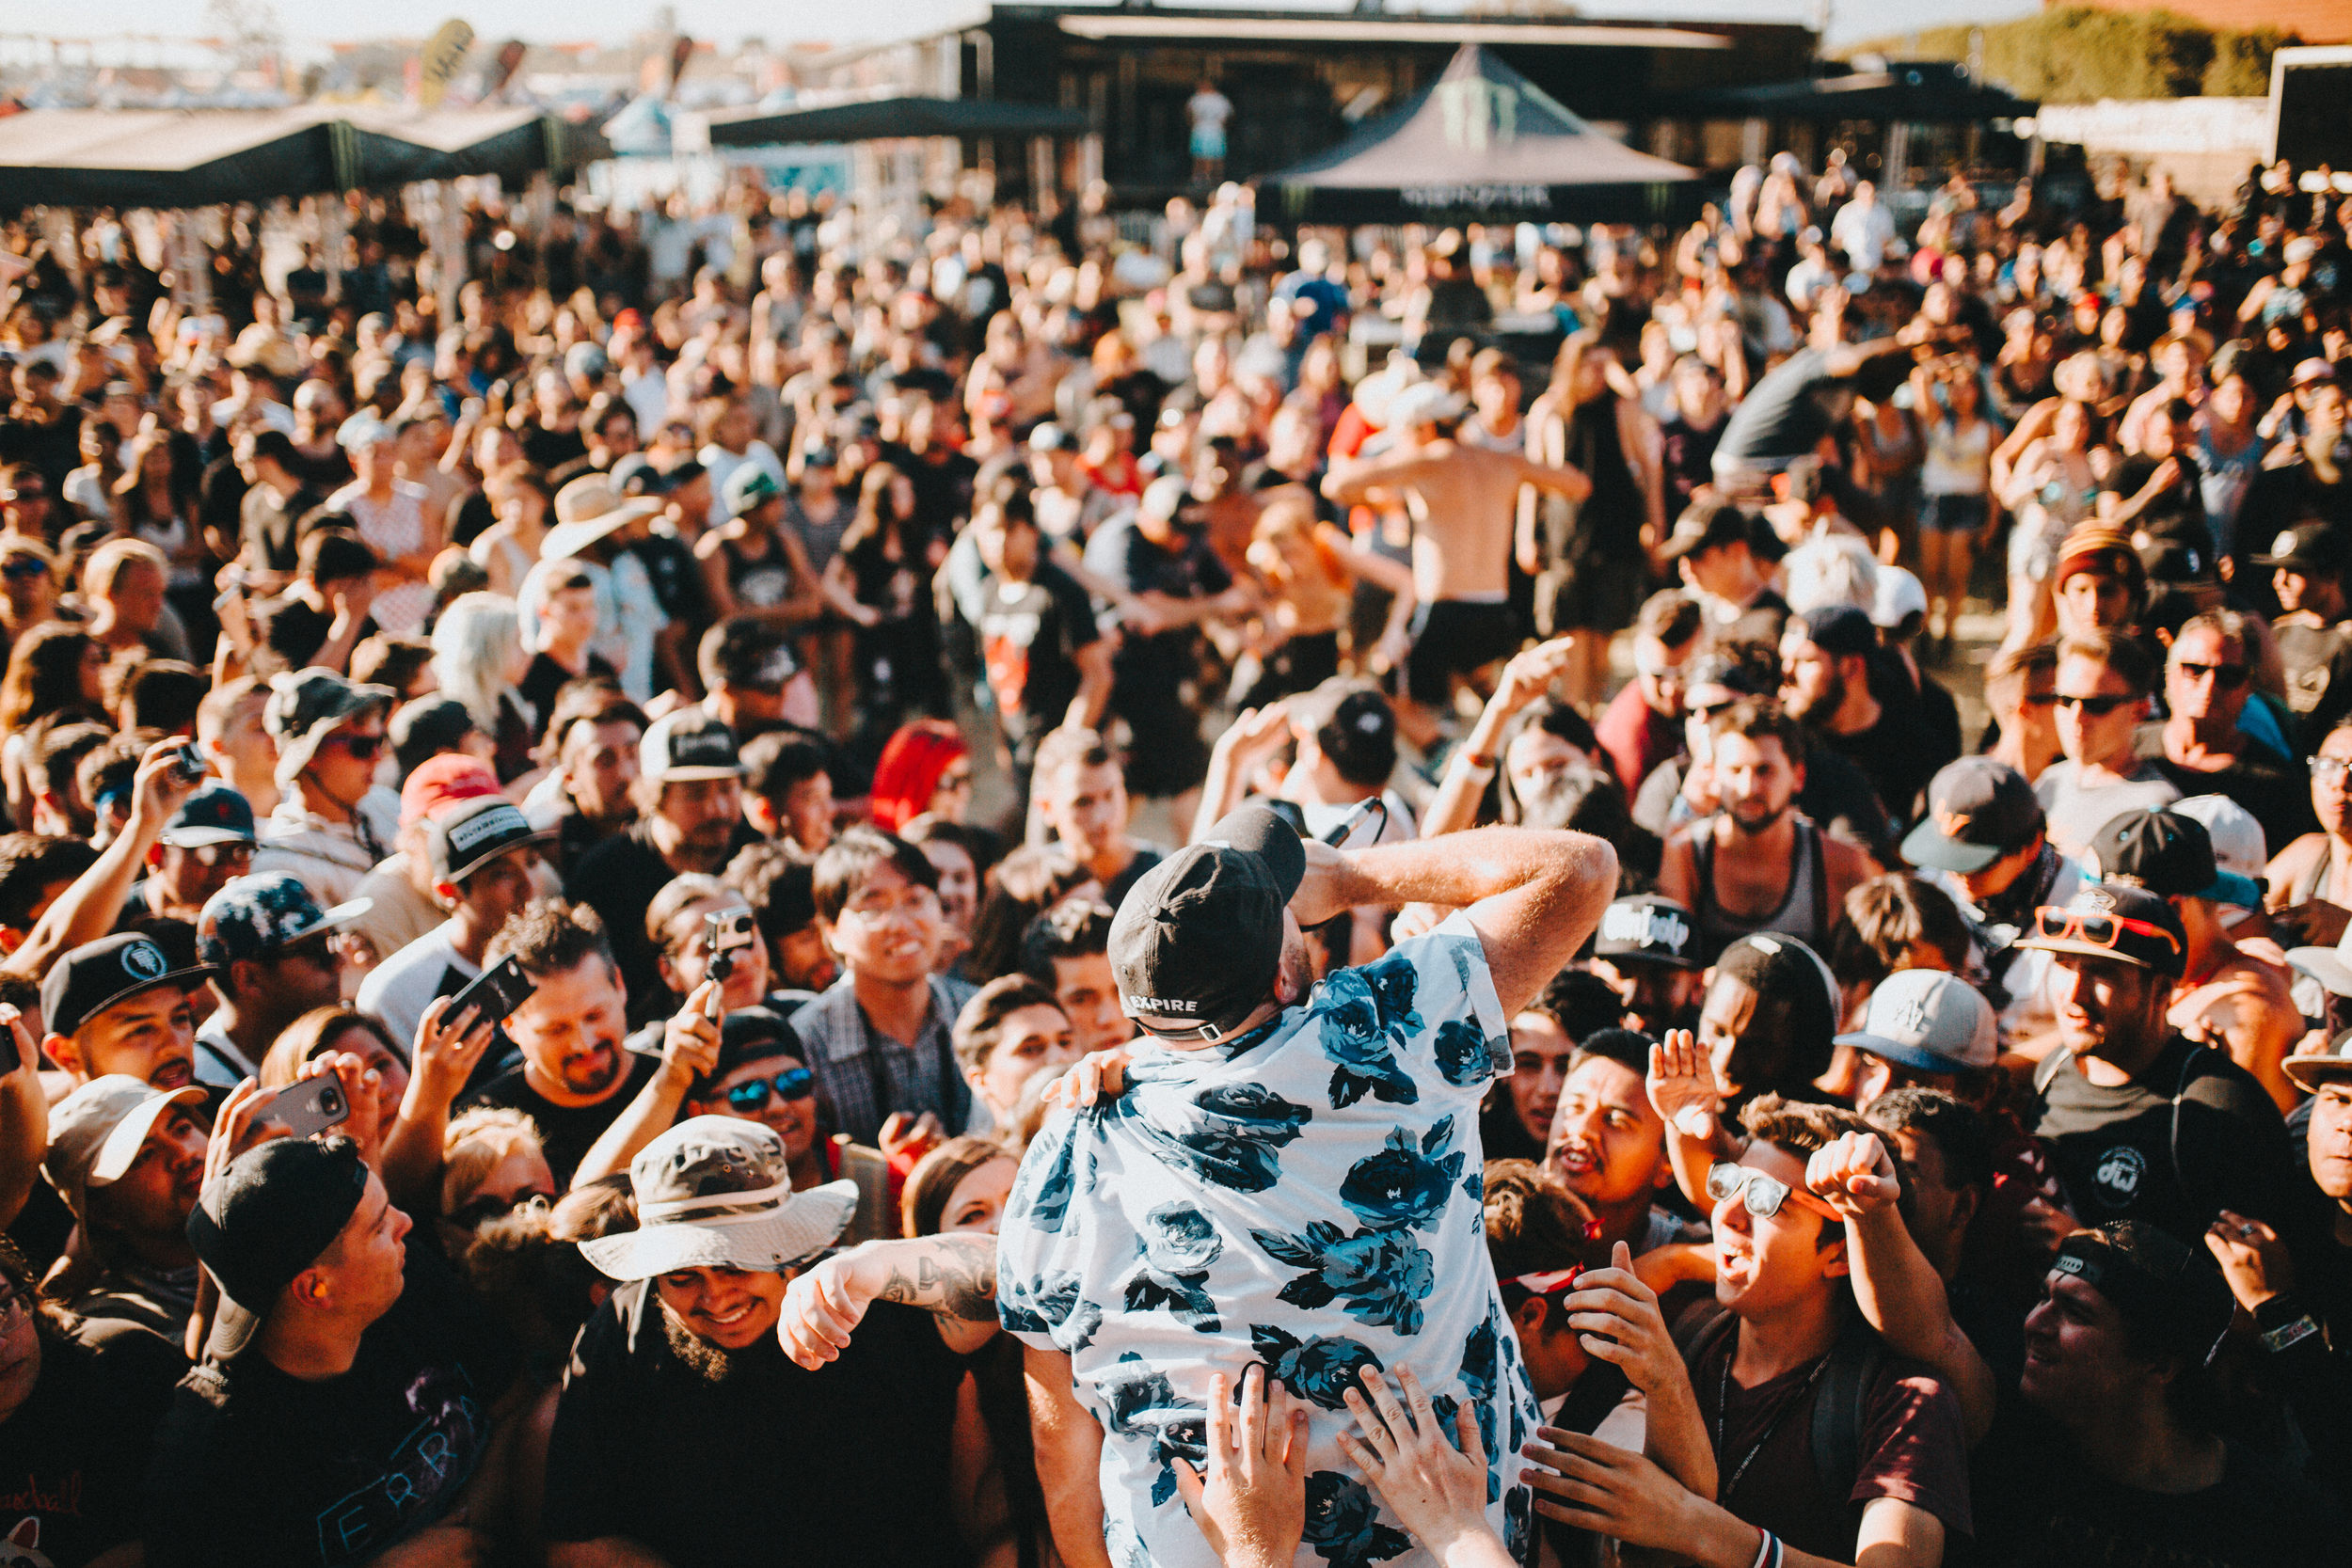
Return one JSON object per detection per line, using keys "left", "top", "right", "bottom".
{"left": 458, "top": 897, "right": 719, "bottom": 1187}
{"left": 40, "top": 1074, "right": 209, "bottom": 1344}
{"left": 40, "top": 931, "right": 213, "bottom": 1093}
{"left": 566, "top": 706, "right": 758, "bottom": 1028}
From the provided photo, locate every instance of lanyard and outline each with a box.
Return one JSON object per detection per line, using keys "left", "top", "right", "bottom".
{"left": 1716, "top": 1343, "right": 1834, "bottom": 1503}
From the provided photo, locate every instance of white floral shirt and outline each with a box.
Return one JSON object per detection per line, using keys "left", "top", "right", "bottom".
{"left": 997, "top": 912, "right": 1542, "bottom": 1568}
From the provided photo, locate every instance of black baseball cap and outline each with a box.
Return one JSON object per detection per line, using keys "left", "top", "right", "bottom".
{"left": 1793, "top": 604, "right": 1878, "bottom": 660}
{"left": 160, "top": 784, "right": 257, "bottom": 849}
{"left": 44, "top": 931, "right": 213, "bottom": 1041}
{"left": 425, "top": 796, "right": 553, "bottom": 884}
{"left": 1900, "top": 757, "right": 2043, "bottom": 874}
{"left": 2013, "top": 879, "right": 2187, "bottom": 977}
{"left": 187, "top": 1134, "right": 371, "bottom": 1360}
{"left": 2252, "top": 522, "right": 2351, "bottom": 576}
{"left": 1593, "top": 894, "right": 1699, "bottom": 969}
{"left": 2089, "top": 808, "right": 2262, "bottom": 909}
{"left": 1108, "top": 805, "right": 1305, "bottom": 1043}
{"left": 2052, "top": 1221, "right": 2233, "bottom": 1370}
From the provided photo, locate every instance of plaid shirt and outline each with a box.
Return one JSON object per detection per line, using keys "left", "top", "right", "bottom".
{"left": 794, "top": 973, "right": 977, "bottom": 1148}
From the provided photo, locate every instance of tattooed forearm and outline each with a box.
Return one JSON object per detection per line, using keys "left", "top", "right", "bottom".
{"left": 867, "top": 1234, "right": 1000, "bottom": 1323}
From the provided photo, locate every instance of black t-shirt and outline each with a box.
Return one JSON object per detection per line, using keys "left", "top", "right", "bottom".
{"left": 564, "top": 819, "right": 717, "bottom": 1029}
{"left": 519, "top": 651, "right": 617, "bottom": 744}
{"left": 1814, "top": 709, "right": 1935, "bottom": 831}
{"left": 0, "top": 1316, "right": 180, "bottom": 1568}
{"left": 461, "top": 1052, "right": 657, "bottom": 1188}
{"left": 2274, "top": 617, "right": 2352, "bottom": 750}
{"left": 2035, "top": 1035, "right": 2295, "bottom": 1238}
{"left": 2104, "top": 453, "right": 2208, "bottom": 546}
{"left": 448, "top": 486, "right": 495, "bottom": 549}
{"left": 1104, "top": 844, "right": 1168, "bottom": 912}
{"left": 628, "top": 531, "right": 710, "bottom": 628}
{"left": 143, "top": 1240, "right": 519, "bottom": 1568}
{"left": 978, "top": 564, "right": 1099, "bottom": 742}
{"left": 1714, "top": 348, "right": 1841, "bottom": 469}
{"left": 543, "top": 1283, "right": 971, "bottom": 1564}
{"left": 1970, "top": 1399, "right": 2340, "bottom": 1568}
{"left": 2131, "top": 725, "right": 2319, "bottom": 863}
{"left": 520, "top": 425, "right": 589, "bottom": 473}
{"left": 1083, "top": 516, "right": 1232, "bottom": 709}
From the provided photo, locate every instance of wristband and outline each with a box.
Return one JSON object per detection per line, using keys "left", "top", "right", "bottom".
{"left": 2261, "top": 1315, "right": 2321, "bottom": 1354}
{"left": 1748, "top": 1528, "right": 1778, "bottom": 1568}
{"left": 1455, "top": 752, "right": 1497, "bottom": 777}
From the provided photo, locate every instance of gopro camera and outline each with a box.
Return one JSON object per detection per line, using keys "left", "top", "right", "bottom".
{"left": 170, "top": 743, "right": 208, "bottom": 785}
{"left": 705, "top": 910, "right": 757, "bottom": 1018}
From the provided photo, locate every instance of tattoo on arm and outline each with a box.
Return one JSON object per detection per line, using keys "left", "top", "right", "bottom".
{"left": 872, "top": 1235, "right": 999, "bottom": 1323}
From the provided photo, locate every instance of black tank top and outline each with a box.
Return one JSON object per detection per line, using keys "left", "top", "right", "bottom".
{"left": 1691, "top": 816, "right": 1831, "bottom": 964}
{"left": 718, "top": 530, "right": 795, "bottom": 610}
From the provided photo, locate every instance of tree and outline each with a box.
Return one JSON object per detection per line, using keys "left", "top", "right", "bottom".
{"left": 1845, "top": 7, "right": 2296, "bottom": 103}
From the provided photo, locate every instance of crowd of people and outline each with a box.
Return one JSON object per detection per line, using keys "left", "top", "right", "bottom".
{"left": 3, "top": 140, "right": 2352, "bottom": 1568}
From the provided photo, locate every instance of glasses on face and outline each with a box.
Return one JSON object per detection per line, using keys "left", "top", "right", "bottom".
{"left": 2312, "top": 757, "right": 2352, "bottom": 784}
{"left": 2055, "top": 692, "right": 2137, "bottom": 717}
{"left": 934, "top": 768, "right": 974, "bottom": 794}
{"left": 2021, "top": 690, "right": 2061, "bottom": 709}
{"left": 0, "top": 558, "right": 46, "bottom": 581}
{"left": 189, "top": 842, "right": 255, "bottom": 868}
{"left": 327, "top": 732, "right": 386, "bottom": 760}
{"left": 2176, "top": 661, "right": 2249, "bottom": 689}
{"left": 723, "top": 1065, "right": 817, "bottom": 1112}
{"left": 844, "top": 888, "right": 939, "bottom": 924}
{"left": 1707, "top": 1161, "right": 1835, "bottom": 1221}
{"left": 2032, "top": 907, "right": 2185, "bottom": 958}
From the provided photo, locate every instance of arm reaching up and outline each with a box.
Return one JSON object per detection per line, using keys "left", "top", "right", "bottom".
{"left": 777, "top": 1232, "right": 1002, "bottom": 1364}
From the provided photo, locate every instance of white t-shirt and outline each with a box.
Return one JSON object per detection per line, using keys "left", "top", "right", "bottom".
{"left": 355, "top": 919, "right": 480, "bottom": 1061}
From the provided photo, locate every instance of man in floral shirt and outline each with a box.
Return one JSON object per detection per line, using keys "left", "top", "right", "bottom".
{"left": 997, "top": 807, "right": 1617, "bottom": 1568}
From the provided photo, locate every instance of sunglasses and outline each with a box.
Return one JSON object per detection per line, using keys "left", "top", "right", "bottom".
{"left": 2031, "top": 907, "right": 2185, "bottom": 958}
{"left": 0, "top": 558, "right": 46, "bottom": 580}
{"left": 2176, "top": 661, "right": 2249, "bottom": 689}
{"left": 723, "top": 1065, "right": 817, "bottom": 1112}
{"left": 326, "top": 732, "right": 386, "bottom": 760}
{"left": 1692, "top": 698, "right": 1739, "bottom": 721}
{"left": 1706, "top": 1162, "right": 1837, "bottom": 1221}
{"left": 2055, "top": 692, "right": 2137, "bottom": 716}
{"left": 2021, "top": 690, "right": 2061, "bottom": 708}
{"left": 1508, "top": 1266, "right": 1586, "bottom": 1297}
{"left": 189, "top": 842, "right": 254, "bottom": 868}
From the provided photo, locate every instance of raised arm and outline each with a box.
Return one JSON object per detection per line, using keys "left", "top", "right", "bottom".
{"left": 1290, "top": 825, "right": 1617, "bottom": 1017}
{"left": 5, "top": 738, "right": 200, "bottom": 978}
{"left": 572, "top": 983, "right": 722, "bottom": 1187}
{"left": 1807, "top": 1132, "right": 1998, "bottom": 1446}
{"left": 1419, "top": 638, "right": 1578, "bottom": 840}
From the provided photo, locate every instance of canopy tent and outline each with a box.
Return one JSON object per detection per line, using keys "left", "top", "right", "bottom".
{"left": 1266, "top": 43, "right": 1696, "bottom": 225}
{"left": 1666, "top": 61, "right": 2036, "bottom": 123}
{"left": 0, "top": 105, "right": 605, "bottom": 209}
{"left": 701, "top": 95, "right": 1091, "bottom": 149}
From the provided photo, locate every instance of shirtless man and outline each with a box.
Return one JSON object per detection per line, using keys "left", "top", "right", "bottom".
{"left": 1657, "top": 698, "right": 1874, "bottom": 964}
{"left": 1323, "top": 382, "right": 1591, "bottom": 741}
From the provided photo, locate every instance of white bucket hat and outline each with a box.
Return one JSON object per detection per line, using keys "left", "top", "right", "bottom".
{"left": 579, "top": 1117, "right": 857, "bottom": 1282}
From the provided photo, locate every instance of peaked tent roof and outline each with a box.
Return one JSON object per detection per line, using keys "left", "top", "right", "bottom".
{"left": 0, "top": 105, "right": 602, "bottom": 209}
{"left": 1268, "top": 43, "right": 1696, "bottom": 225}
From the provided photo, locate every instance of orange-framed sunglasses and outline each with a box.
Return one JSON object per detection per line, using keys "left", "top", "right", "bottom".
{"left": 2031, "top": 907, "right": 2184, "bottom": 959}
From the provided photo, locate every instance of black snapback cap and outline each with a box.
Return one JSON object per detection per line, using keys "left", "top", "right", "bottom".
{"left": 1108, "top": 806, "right": 1306, "bottom": 1043}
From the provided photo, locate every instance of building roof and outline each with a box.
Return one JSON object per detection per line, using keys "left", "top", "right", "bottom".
{"left": 1667, "top": 60, "right": 2036, "bottom": 121}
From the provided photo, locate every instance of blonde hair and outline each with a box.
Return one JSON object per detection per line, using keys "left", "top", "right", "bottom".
{"left": 84, "top": 537, "right": 168, "bottom": 597}
{"left": 431, "top": 591, "right": 527, "bottom": 736}
{"left": 440, "top": 1105, "right": 548, "bottom": 1220}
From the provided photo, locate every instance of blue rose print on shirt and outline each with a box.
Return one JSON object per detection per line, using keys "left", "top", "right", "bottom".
{"left": 1432, "top": 1017, "right": 1494, "bottom": 1088}
{"left": 1007, "top": 1115, "right": 1089, "bottom": 1232}
{"left": 1460, "top": 1309, "right": 1502, "bottom": 1502}
{"left": 1101, "top": 1352, "right": 1208, "bottom": 1508}
{"left": 1248, "top": 1323, "right": 1385, "bottom": 1410}
{"left": 1312, "top": 959, "right": 1424, "bottom": 1108}
{"left": 1000, "top": 1270, "right": 1104, "bottom": 1352}
{"left": 1251, "top": 1221, "right": 1438, "bottom": 1335}
{"left": 1121, "top": 1202, "right": 1225, "bottom": 1332}
{"left": 1113, "top": 1076, "right": 1313, "bottom": 1194}
{"left": 1339, "top": 1117, "right": 1466, "bottom": 1232}
{"left": 1301, "top": 1470, "right": 1411, "bottom": 1568}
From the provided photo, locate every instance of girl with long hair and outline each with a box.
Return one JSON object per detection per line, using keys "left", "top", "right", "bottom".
{"left": 430, "top": 592, "right": 535, "bottom": 784}
{"left": 469, "top": 462, "right": 552, "bottom": 599}
{"left": 0, "top": 622, "right": 103, "bottom": 826}
{"left": 827, "top": 463, "right": 949, "bottom": 743}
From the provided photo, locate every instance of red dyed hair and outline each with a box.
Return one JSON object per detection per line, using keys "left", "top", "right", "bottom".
{"left": 868, "top": 720, "right": 969, "bottom": 832}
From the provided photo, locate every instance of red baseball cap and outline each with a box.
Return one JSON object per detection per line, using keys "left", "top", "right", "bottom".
{"left": 399, "top": 753, "right": 502, "bottom": 828}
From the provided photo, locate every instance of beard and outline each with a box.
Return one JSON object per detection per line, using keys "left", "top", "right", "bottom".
{"left": 1789, "top": 673, "right": 1844, "bottom": 724}
{"left": 661, "top": 1303, "right": 782, "bottom": 1384}
{"left": 1727, "top": 800, "right": 1789, "bottom": 836}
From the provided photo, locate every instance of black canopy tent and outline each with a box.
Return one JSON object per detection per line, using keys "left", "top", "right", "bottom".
{"left": 1266, "top": 43, "right": 1697, "bottom": 226}
{"left": 0, "top": 105, "right": 605, "bottom": 209}
{"left": 702, "top": 96, "right": 1091, "bottom": 149}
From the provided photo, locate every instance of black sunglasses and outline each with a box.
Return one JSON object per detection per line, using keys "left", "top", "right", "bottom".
{"left": 0, "top": 558, "right": 46, "bottom": 580}
{"left": 2176, "top": 661, "right": 2249, "bottom": 689}
{"left": 723, "top": 1065, "right": 816, "bottom": 1112}
{"left": 2056, "top": 692, "right": 2137, "bottom": 716}
{"left": 328, "top": 732, "right": 386, "bottom": 760}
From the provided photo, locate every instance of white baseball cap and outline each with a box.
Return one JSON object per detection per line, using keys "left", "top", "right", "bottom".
{"left": 2170, "top": 796, "right": 2265, "bottom": 881}
{"left": 1834, "top": 968, "right": 1996, "bottom": 1075}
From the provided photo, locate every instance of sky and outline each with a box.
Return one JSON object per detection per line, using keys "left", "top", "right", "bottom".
{"left": 43, "top": 0, "right": 2042, "bottom": 52}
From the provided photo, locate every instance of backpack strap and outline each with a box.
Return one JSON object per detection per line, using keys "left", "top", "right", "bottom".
{"left": 1808, "top": 1318, "right": 1886, "bottom": 1522}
